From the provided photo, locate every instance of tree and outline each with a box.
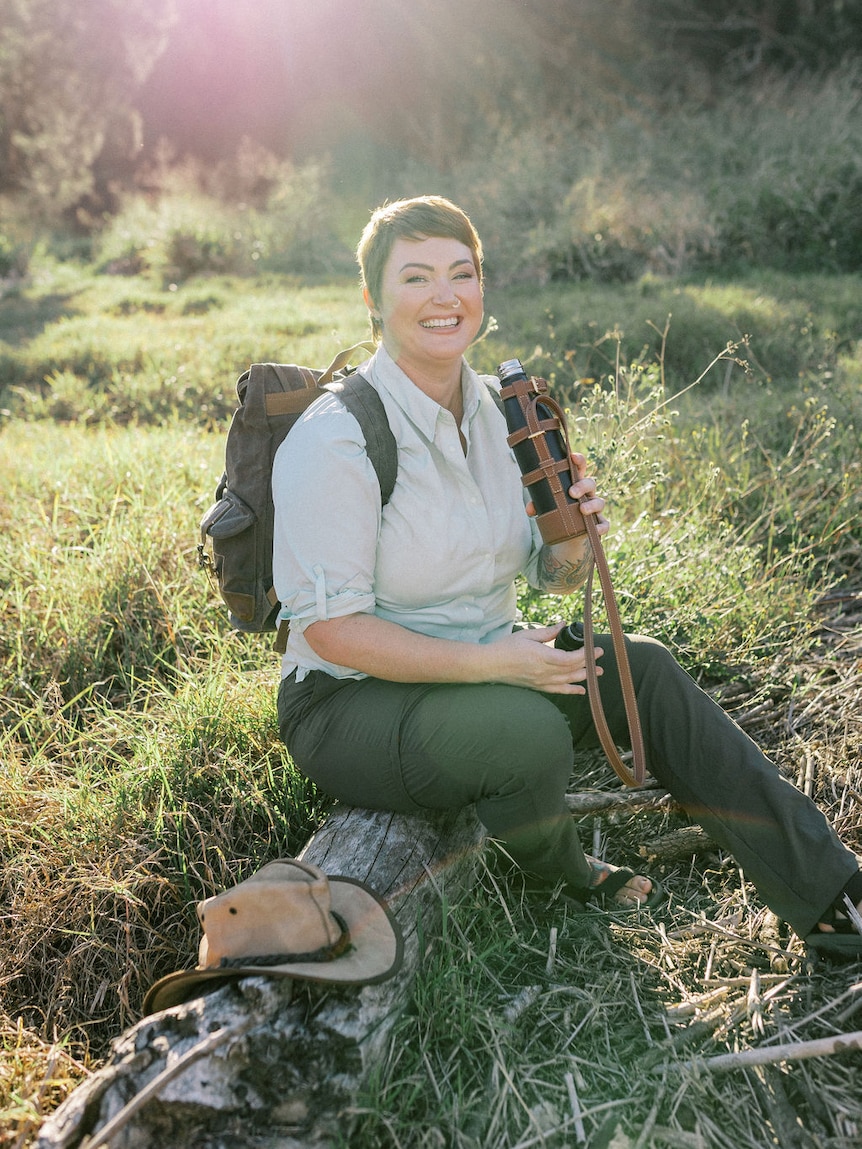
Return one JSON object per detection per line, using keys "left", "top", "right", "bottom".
{"left": 644, "top": 0, "right": 862, "bottom": 80}
{"left": 0, "top": 0, "right": 176, "bottom": 219}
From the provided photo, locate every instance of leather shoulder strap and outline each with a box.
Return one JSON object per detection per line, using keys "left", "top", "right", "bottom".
{"left": 580, "top": 514, "right": 647, "bottom": 787}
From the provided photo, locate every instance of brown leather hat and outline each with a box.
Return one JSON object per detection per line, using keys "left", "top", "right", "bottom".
{"left": 143, "top": 858, "right": 403, "bottom": 1015}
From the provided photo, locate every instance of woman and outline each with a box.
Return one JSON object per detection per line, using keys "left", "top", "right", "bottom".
{"left": 273, "top": 195, "right": 861, "bottom": 951}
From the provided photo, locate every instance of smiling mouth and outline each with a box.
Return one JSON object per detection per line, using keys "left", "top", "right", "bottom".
{"left": 420, "top": 317, "right": 460, "bottom": 329}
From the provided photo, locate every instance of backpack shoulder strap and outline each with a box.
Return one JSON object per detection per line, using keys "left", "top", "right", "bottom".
{"left": 484, "top": 379, "right": 504, "bottom": 415}
{"left": 325, "top": 372, "right": 398, "bottom": 505}
{"left": 317, "top": 372, "right": 498, "bottom": 505}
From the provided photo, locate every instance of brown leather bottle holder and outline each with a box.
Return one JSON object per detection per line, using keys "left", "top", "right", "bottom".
{"left": 499, "top": 363, "right": 647, "bottom": 788}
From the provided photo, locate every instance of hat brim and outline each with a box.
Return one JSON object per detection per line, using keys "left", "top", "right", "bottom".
{"left": 143, "top": 876, "right": 403, "bottom": 1015}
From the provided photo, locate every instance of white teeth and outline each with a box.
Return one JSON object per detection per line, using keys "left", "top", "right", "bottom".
{"left": 421, "top": 317, "right": 460, "bottom": 328}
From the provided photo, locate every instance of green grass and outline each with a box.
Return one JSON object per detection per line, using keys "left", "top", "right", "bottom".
{"left": 0, "top": 265, "right": 368, "bottom": 425}
{"left": 1, "top": 244, "right": 861, "bottom": 1146}
{"left": 473, "top": 271, "right": 862, "bottom": 401}
{"left": 4, "top": 254, "right": 860, "bottom": 428}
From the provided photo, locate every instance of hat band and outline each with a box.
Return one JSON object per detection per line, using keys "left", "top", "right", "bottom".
{"left": 216, "top": 911, "right": 351, "bottom": 969}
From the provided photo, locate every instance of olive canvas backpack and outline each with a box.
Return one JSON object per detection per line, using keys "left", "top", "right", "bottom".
{"left": 198, "top": 343, "right": 396, "bottom": 652}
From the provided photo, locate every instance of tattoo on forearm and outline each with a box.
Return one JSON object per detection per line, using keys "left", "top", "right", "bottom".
{"left": 537, "top": 544, "right": 593, "bottom": 594}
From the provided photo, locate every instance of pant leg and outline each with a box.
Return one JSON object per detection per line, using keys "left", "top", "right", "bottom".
{"left": 549, "top": 633, "right": 859, "bottom": 937}
{"left": 278, "top": 671, "right": 594, "bottom": 891}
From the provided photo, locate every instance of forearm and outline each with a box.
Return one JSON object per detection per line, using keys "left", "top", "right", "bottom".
{"left": 303, "top": 612, "right": 594, "bottom": 694}
{"left": 304, "top": 613, "right": 491, "bottom": 684}
{"left": 534, "top": 535, "right": 594, "bottom": 595}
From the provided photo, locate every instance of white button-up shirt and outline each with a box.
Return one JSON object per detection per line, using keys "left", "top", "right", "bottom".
{"left": 272, "top": 344, "right": 544, "bottom": 680}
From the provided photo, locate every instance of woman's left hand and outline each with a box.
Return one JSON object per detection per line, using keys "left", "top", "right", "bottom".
{"left": 526, "top": 452, "right": 610, "bottom": 536}
{"left": 567, "top": 453, "right": 609, "bottom": 536}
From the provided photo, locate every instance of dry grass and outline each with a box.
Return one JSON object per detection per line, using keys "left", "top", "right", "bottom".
{"left": 0, "top": 1018, "right": 88, "bottom": 1149}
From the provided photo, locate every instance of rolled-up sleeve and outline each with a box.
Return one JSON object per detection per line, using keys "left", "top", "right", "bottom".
{"left": 272, "top": 394, "right": 380, "bottom": 631}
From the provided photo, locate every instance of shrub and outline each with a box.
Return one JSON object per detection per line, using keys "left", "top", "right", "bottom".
{"left": 435, "top": 64, "right": 862, "bottom": 284}
{"left": 0, "top": 234, "right": 29, "bottom": 279}
{"left": 96, "top": 152, "right": 352, "bottom": 285}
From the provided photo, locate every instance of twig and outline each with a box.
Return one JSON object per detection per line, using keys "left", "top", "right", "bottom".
{"left": 758, "top": 981, "right": 862, "bottom": 1043}
{"left": 564, "top": 1072, "right": 586, "bottom": 1145}
{"left": 803, "top": 753, "right": 816, "bottom": 799}
{"left": 633, "top": 1069, "right": 666, "bottom": 1149}
{"left": 640, "top": 825, "right": 715, "bottom": 863}
{"left": 701, "top": 974, "right": 794, "bottom": 988}
{"left": 630, "top": 970, "right": 654, "bottom": 1045}
{"left": 750, "top": 1066, "right": 814, "bottom": 1149}
{"left": 565, "top": 785, "right": 671, "bottom": 815}
{"left": 545, "top": 927, "right": 558, "bottom": 978}
{"left": 686, "top": 1030, "right": 862, "bottom": 1073}
{"left": 665, "top": 985, "right": 730, "bottom": 1022}
{"left": 733, "top": 700, "right": 775, "bottom": 727}
{"left": 646, "top": 980, "right": 791, "bottom": 1069}
{"left": 503, "top": 985, "right": 542, "bottom": 1024}
{"left": 746, "top": 968, "right": 765, "bottom": 1036}
{"left": 667, "top": 911, "right": 799, "bottom": 962}
{"left": 843, "top": 894, "right": 862, "bottom": 934}
{"left": 814, "top": 592, "right": 862, "bottom": 608}
{"left": 704, "top": 938, "right": 717, "bottom": 982}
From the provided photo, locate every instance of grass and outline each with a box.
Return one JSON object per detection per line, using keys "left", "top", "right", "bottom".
{"left": 1, "top": 242, "right": 861, "bottom": 1146}
{"left": 0, "top": 266, "right": 368, "bottom": 426}
{"left": 344, "top": 842, "right": 862, "bottom": 1148}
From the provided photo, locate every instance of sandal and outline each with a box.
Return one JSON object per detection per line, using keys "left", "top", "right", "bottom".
{"left": 566, "top": 858, "right": 665, "bottom": 914}
{"left": 805, "top": 899, "right": 862, "bottom": 962}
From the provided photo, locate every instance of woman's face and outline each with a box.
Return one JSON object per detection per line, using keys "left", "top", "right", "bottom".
{"left": 368, "top": 235, "right": 484, "bottom": 377}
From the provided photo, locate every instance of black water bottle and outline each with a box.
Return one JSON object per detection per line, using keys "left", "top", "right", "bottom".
{"left": 498, "top": 358, "right": 584, "bottom": 544}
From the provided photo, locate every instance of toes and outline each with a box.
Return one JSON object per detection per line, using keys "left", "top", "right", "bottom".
{"left": 629, "top": 875, "right": 653, "bottom": 897}
{"left": 616, "top": 877, "right": 651, "bottom": 906}
{"left": 585, "top": 859, "right": 656, "bottom": 908}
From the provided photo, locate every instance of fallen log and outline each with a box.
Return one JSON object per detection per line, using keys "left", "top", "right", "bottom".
{"left": 35, "top": 803, "right": 486, "bottom": 1149}
{"left": 639, "top": 825, "right": 715, "bottom": 863}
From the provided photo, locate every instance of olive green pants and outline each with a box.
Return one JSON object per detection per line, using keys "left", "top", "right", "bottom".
{"left": 278, "top": 633, "right": 858, "bottom": 936}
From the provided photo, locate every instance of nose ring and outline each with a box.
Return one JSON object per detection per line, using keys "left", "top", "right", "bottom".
{"left": 451, "top": 298, "right": 460, "bottom": 308}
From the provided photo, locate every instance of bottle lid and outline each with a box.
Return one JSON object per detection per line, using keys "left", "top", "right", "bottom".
{"left": 498, "top": 358, "right": 526, "bottom": 382}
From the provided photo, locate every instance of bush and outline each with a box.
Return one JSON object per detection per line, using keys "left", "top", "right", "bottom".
{"left": 96, "top": 152, "right": 352, "bottom": 285}
{"left": 433, "top": 64, "right": 862, "bottom": 285}
{"left": 471, "top": 272, "right": 858, "bottom": 403}
{"left": 0, "top": 234, "right": 29, "bottom": 279}
{"left": 696, "top": 67, "right": 862, "bottom": 272}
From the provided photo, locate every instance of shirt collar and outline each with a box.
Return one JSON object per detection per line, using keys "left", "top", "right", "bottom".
{"left": 368, "top": 344, "right": 486, "bottom": 441}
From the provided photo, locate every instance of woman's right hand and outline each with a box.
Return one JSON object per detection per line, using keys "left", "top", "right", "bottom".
{"left": 483, "top": 625, "right": 603, "bottom": 695}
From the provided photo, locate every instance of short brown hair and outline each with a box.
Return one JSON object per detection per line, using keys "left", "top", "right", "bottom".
{"left": 357, "top": 196, "right": 483, "bottom": 339}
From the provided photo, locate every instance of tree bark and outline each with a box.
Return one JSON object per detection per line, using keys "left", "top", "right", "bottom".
{"left": 36, "top": 804, "right": 486, "bottom": 1149}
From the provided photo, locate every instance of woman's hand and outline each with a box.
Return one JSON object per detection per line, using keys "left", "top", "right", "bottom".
{"left": 529, "top": 452, "right": 609, "bottom": 595}
{"left": 482, "top": 625, "right": 603, "bottom": 695}
{"left": 566, "top": 452, "right": 610, "bottom": 536}
{"left": 526, "top": 452, "right": 609, "bottom": 537}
